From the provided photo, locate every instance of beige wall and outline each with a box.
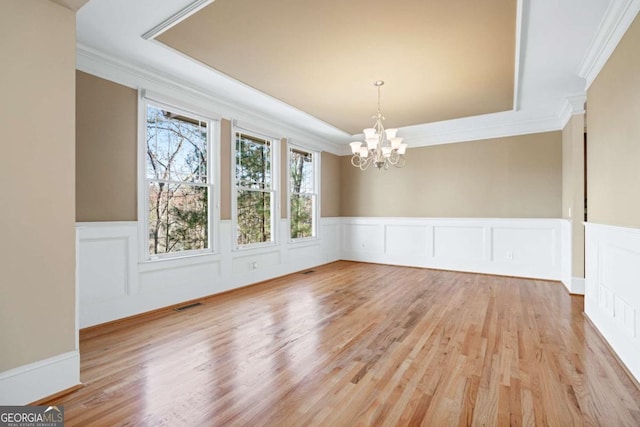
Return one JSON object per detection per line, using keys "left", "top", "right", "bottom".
{"left": 0, "top": 0, "right": 76, "bottom": 371}
{"left": 50, "top": 0, "right": 90, "bottom": 12}
{"left": 76, "top": 71, "right": 137, "bottom": 222}
{"left": 220, "top": 119, "right": 232, "bottom": 220}
{"left": 340, "top": 132, "right": 562, "bottom": 218}
{"left": 75, "top": 82, "right": 235, "bottom": 222}
{"left": 562, "top": 115, "right": 585, "bottom": 277}
{"left": 281, "top": 139, "right": 288, "bottom": 219}
{"left": 587, "top": 13, "right": 640, "bottom": 228}
{"left": 321, "top": 152, "right": 341, "bottom": 217}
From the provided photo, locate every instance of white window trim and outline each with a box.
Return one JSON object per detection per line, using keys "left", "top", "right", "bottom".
{"left": 137, "top": 90, "right": 221, "bottom": 263}
{"left": 287, "top": 143, "right": 320, "bottom": 243}
{"left": 231, "top": 125, "right": 280, "bottom": 251}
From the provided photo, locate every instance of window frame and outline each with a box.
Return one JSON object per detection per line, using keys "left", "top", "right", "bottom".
{"left": 138, "top": 92, "right": 220, "bottom": 262}
{"left": 287, "top": 143, "right": 319, "bottom": 243}
{"left": 232, "top": 127, "right": 280, "bottom": 250}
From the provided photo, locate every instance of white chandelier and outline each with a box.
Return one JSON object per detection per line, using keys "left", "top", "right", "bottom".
{"left": 349, "top": 81, "right": 407, "bottom": 170}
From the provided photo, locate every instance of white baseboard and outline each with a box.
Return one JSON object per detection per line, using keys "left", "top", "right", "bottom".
{"left": 0, "top": 351, "right": 80, "bottom": 405}
{"left": 562, "top": 276, "right": 585, "bottom": 294}
{"left": 571, "top": 277, "right": 585, "bottom": 295}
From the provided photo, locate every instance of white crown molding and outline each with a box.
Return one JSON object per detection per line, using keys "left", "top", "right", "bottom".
{"left": 558, "top": 94, "right": 587, "bottom": 129}
{"left": 579, "top": 0, "right": 640, "bottom": 89}
{"left": 370, "top": 110, "right": 563, "bottom": 154}
{"left": 512, "top": 0, "right": 527, "bottom": 111}
{"left": 141, "top": 0, "right": 214, "bottom": 40}
{"left": 76, "top": 44, "right": 345, "bottom": 155}
{"left": 338, "top": 108, "right": 569, "bottom": 155}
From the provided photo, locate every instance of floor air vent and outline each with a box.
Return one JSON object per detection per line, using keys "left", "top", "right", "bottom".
{"left": 302, "top": 270, "right": 315, "bottom": 275}
{"left": 174, "top": 302, "right": 202, "bottom": 312}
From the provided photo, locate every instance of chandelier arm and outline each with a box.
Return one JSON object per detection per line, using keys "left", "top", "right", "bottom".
{"left": 360, "top": 156, "right": 373, "bottom": 171}
{"left": 394, "top": 157, "right": 406, "bottom": 168}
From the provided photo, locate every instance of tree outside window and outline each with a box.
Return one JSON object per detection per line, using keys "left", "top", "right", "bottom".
{"left": 146, "top": 105, "right": 211, "bottom": 257}
{"left": 290, "top": 147, "right": 316, "bottom": 240}
{"left": 235, "top": 132, "right": 275, "bottom": 246}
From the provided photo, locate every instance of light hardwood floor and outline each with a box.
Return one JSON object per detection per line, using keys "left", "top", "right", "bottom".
{"left": 44, "top": 261, "right": 640, "bottom": 426}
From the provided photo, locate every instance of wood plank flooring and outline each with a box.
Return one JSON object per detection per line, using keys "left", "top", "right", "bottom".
{"left": 44, "top": 261, "right": 640, "bottom": 426}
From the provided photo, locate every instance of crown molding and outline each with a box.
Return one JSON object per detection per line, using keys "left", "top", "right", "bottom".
{"left": 558, "top": 95, "right": 587, "bottom": 129}
{"left": 345, "top": 110, "right": 563, "bottom": 155}
{"left": 50, "top": 0, "right": 91, "bottom": 13}
{"left": 512, "top": 0, "right": 527, "bottom": 111}
{"left": 141, "top": 0, "right": 214, "bottom": 40}
{"left": 337, "top": 106, "right": 572, "bottom": 156}
{"left": 579, "top": 0, "right": 640, "bottom": 89}
{"left": 75, "top": 44, "right": 345, "bottom": 155}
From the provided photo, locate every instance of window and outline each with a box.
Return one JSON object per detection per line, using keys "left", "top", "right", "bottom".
{"left": 144, "top": 102, "right": 214, "bottom": 259}
{"left": 289, "top": 146, "right": 317, "bottom": 240}
{"left": 235, "top": 131, "right": 276, "bottom": 247}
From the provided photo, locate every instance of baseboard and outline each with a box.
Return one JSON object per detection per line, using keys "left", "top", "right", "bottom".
{"left": 583, "top": 313, "right": 640, "bottom": 390}
{"left": 0, "top": 351, "right": 80, "bottom": 405}
{"left": 30, "top": 384, "right": 84, "bottom": 405}
{"left": 561, "top": 276, "right": 585, "bottom": 295}
{"left": 571, "top": 277, "right": 585, "bottom": 295}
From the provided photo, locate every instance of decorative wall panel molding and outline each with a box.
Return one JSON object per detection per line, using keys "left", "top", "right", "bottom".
{"left": 77, "top": 220, "right": 340, "bottom": 328}
{"left": 339, "top": 217, "right": 565, "bottom": 281}
{"left": 585, "top": 222, "right": 640, "bottom": 383}
{"left": 77, "top": 217, "right": 570, "bottom": 328}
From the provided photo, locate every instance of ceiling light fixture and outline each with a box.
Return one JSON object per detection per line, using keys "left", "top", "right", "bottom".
{"left": 349, "top": 81, "right": 407, "bottom": 171}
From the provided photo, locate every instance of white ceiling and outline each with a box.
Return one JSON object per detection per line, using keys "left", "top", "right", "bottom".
{"left": 76, "top": 0, "right": 616, "bottom": 153}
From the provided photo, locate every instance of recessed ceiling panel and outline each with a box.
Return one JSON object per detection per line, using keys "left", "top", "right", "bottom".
{"left": 157, "top": 0, "right": 516, "bottom": 135}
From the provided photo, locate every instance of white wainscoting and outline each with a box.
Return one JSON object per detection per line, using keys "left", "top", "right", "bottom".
{"left": 77, "top": 217, "right": 568, "bottom": 328}
{"left": 77, "top": 219, "right": 341, "bottom": 328}
{"left": 339, "top": 217, "right": 566, "bottom": 281}
{"left": 585, "top": 222, "right": 640, "bottom": 383}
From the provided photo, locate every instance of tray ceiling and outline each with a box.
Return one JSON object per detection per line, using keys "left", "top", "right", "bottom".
{"left": 157, "top": 0, "right": 516, "bottom": 135}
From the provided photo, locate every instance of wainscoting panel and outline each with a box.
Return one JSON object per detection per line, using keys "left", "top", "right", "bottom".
{"left": 339, "top": 218, "right": 565, "bottom": 280}
{"left": 343, "top": 223, "right": 384, "bottom": 254}
{"left": 433, "top": 226, "right": 485, "bottom": 262}
{"left": 585, "top": 222, "right": 640, "bottom": 383}
{"left": 492, "top": 227, "right": 555, "bottom": 265}
{"left": 77, "top": 218, "right": 569, "bottom": 328}
{"left": 385, "top": 224, "right": 431, "bottom": 257}
{"left": 78, "top": 238, "right": 129, "bottom": 301}
{"left": 77, "top": 222, "right": 138, "bottom": 327}
{"left": 77, "top": 219, "right": 341, "bottom": 328}
{"left": 232, "top": 249, "right": 281, "bottom": 275}
{"left": 320, "top": 219, "right": 341, "bottom": 264}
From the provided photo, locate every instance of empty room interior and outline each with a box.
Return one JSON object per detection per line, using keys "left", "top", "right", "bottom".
{"left": 2, "top": 0, "right": 640, "bottom": 425}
